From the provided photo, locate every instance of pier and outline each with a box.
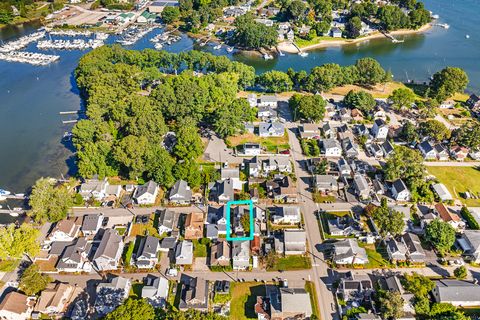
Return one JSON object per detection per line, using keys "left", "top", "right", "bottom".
{"left": 383, "top": 32, "right": 404, "bottom": 43}
{"left": 59, "top": 110, "right": 84, "bottom": 115}
{"left": 62, "top": 120, "right": 78, "bottom": 124}
{"left": 0, "top": 51, "right": 60, "bottom": 65}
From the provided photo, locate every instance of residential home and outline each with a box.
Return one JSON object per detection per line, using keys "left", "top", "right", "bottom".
{"left": 381, "top": 140, "right": 394, "bottom": 158}
{"left": 169, "top": 180, "right": 192, "bottom": 205}
{"left": 158, "top": 209, "right": 176, "bottom": 235}
{"left": 81, "top": 213, "right": 104, "bottom": 236}
{"left": 0, "top": 291, "right": 34, "bottom": 320}
{"left": 141, "top": 275, "right": 169, "bottom": 308}
{"left": 313, "top": 174, "right": 339, "bottom": 193}
{"left": 206, "top": 206, "right": 227, "bottom": 239}
{"left": 34, "top": 282, "right": 75, "bottom": 316}
{"left": 178, "top": 277, "right": 209, "bottom": 312}
{"left": 391, "top": 179, "right": 411, "bottom": 201}
{"left": 342, "top": 137, "right": 359, "bottom": 158}
{"left": 322, "top": 122, "right": 335, "bottom": 138}
{"left": 284, "top": 229, "right": 306, "bottom": 255}
{"left": 337, "top": 273, "right": 374, "bottom": 302}
{"left": 402, "top": 232, "right": 426, "bottom": 264}
{"left": 450, "top": 145, "right": 469, "bottom": 161}
{"left": 259, "top": 121, "right": 285, "bottom": 137}
{"left": 338, "top": 158, "right": 352, "bottom": 177}
{"left": 92, "top": 229, "right": 124, "bottom": 271}
{"left": 351, "top": 108, "right": 364, "bottom": 121}
{"left": 434, "top": 203, "right": 465, "bottom": 230}
{"left": 134, "top": 180, "right": 159, "bottom": 205}
{"left": 300, "top": 123, "right": 320, "bottom": 139}
{"left": 435, "top": 144, "right": 449, "bottom": 161}
{"left": 332, "top": 238, "right": 368, "bottom": 265}
{"left": 432, "top": 183, "right": 453, "bottom": 202}
{"left": 94, "top": 276, "right": 131, "bottom": 316}
{"left": 378, "top": 275, "right": 416, "bottom": 319}
{"left": 367, "top": 143, "right": 383, "bottom": 158}
{"left": 184, "top": 212, "right": 204, "bottom": 240}
{"left": 244, "top": 143, "right": 262, "bottom": 156}
{"left": 371, "top": 119, "right": 388, "bottom": 140}
{"left": 439, "top": 99, "right": 455, "bottom": 109}
{"left": 159, "top": 237, "right": 177, "bottom": 253}
{"left": 209, "top": 178, "right": 234, "bottom": 203}
{"left": 175, "top": 240, "right": 193, "bottom": 265}
{"left": 266, "top": 285, "right": 313, "bottom": 319}
{"left": 286, "top": 29, "right": 295, "bottom": 41}
{"left": 386, "top": 238, "right": 408, "bottom": 262}
{"left": 339, "top": 107, "right": 352, "bottom": 122}
{"left": 353, "top": 174, "right": 371, "bottom": 200}
{"left": 470, "top": 149, "right": 480, "bottom": 160}
{"left": 458, "top": 230, "right": 480, "bottom": 263}
{"left": 251, "top": 235, "right": 261, "bottom": 255}
{"left": 418, "top": 141, "right": 437, "bottom": 160}
{"left": 135, "top": 236, "right": 160, "bottom": 269}
{"left": 78, "top": 178, "right": 111, "bottom": 201}
{"left": 210, "top": 240, "right": 231, "bottom": 267}
{"left": 270, "top": 206, "right": 301, "bottom": 224}
{"left": 270, "top": 176, "right": 298, "bottom": 204}
{"left": 330, "top": 27, "right": 342, "bottom": 38}
{"left": 56, "top": 237, "right": 92, "bottom": 273}
{"left": 466, "top": 94, "right": 480, "bottom": 114}
{"left": 46, "top": 219, "right": 80, "bottom": 243}
{"left": 373, "top": 179, "right": 385, "bottom": 195}
{"left": 258, "top": 95, "right": 278, "bottom": 107}
{"left": 327, "top": 216, "right": 354, "bottom": 237}
{"left": 247, "top": 93, "right": 258, "bottom": 107}
{"left": 432, "top": 280, "right": 480, "bottom": 307}
{"left": 262, "top": 157, "right": 292, "bottom": 174}
{"left": 258, "top": 106, "right": 277, "bottom": 120}
{"left": 322, "top": 138, "right": 342, "bottom": 157}
{"left": 232, "top": 240, "right": 250, "bottom": 270}
{"left": 254, "top": 18, "right": 274, "bottom": 27}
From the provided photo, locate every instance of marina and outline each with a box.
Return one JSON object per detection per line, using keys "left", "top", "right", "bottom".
{"left": 37, "top": 39, "right": 104, "bottom": 50}
{"left": 47, "top": 29, "right": 93, "bottom": 37}
{"left": 0, "top": 51, "right": 60, "bottom": 65}
{"left": 0, "top": 31, "right": 45, "bottom": 52}
{"left": 116, "top": 26, "right": 156, "bottom": 46}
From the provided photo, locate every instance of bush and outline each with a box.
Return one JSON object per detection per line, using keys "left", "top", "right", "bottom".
{"left": 454, "top": 266, "right": 467, "bottom": 279}
{"left": 124, "top": 241, "right": 135, "bottom": 265}
{"left": 460, "top": 206, "right": 479, "bottom": 230}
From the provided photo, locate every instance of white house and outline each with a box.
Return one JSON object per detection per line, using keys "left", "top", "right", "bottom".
{"left": 243, "top": 143, "right": 261, "bottom": 156}
{"left": 332, "top": 238, "right": 368, "bottom": 265}
{"left": 432, "top": 280, "right": 480, "bottom": 307}
{"left": 135, "top": 236, "right": 160, "bottom": 269}
{"left": 46, "top": 219, "right": 80, "bottom": 243}
{"left": 418, "top": 141, "right": 437, "bottom": 160}
{"left": 270, "top": 206, "right": 301, "bottom": 224}
{"left": 232, "top": 240, "right": 250, "bottom": 270}
{"left": 0, "top": 291, "right": 33, "bottom": 320}
{"left": 371, "top": 119, "right": 389, "bottom": 140}
{"left": 391, "top": 179, "right": 411, "bottom": 201}
{"left": 175, "top": 241, "right": 193, "bottom": 265}
{"left": 257, "top": 95, "right": 278, "bottom": 107}
{"left": 134, "top": 180, "right": 159, "bottom": 205}
{"left": 284, "top": 229, "right": 306, "bottom": 255}
{"left": 322, "top": 139, "right": 342, "bottom": 157}
{"left": 92, "top": 229, "right": 124, "bottom": 271}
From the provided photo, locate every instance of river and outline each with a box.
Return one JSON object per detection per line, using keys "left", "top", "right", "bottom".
{"left": 0, "top": 0, "right": 478, "bottom": 199}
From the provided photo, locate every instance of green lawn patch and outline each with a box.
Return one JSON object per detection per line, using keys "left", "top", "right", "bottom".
{"left": 192, "top": 239, "right": 209, "bottom": 257}
{"left": 226, "top": 132, "right": 290, "bottom": 153}
{"left": 230, "top": 282, "right": 266, "bottom": 320}
{"left": 295, "top": 36, "right": 348, "bottom": 48}
{"left": 122, "top": 240, "right": 136, "bottom": 266}
{"left": 213, "top": 290, "right": 232, "bottom": 304}
{"left": 305, "top": 281, "right": 320, "bottom": 318}
{"left": 0, "top": 260, "right": 20, "bottom": 272}
{"left": 359, "top": 242, "right": 392, "bottom": 269}
{"left": 427, "top": 166, "right": 480, "bottom": 206}
{"left": 129, "top": 281, "right": 143, "bottom": 298}
{"left": 267, "top": 255, "right": 312, "bottom": 271}
{"left": 312, "top": 192, "right": 336, "bottom": 203}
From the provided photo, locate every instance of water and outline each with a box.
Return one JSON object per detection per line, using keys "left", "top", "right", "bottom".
{"left": 0, "top": 0, "right": 478, "bottom": 197}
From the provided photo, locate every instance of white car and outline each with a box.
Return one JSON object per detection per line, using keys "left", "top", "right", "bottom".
{"left": 166, "top": 268, "right": 178, "bottom": 277}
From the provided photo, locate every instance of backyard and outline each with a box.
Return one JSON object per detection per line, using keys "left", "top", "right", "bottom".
{"left": 359, "top": 242, "right": 392, "bottom": 269}
{"left": 226, "top": 132, "right": 290, "bottom": 153}
{"left": 230, "top": 282, "right": 266, "bottom": 320}
{"left": 427, "top": 166, "right": 480, "bottom": 206}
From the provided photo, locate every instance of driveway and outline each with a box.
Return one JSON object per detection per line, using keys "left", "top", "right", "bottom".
{"left": 203, "top": 134, "right": 242, "bottom": 164}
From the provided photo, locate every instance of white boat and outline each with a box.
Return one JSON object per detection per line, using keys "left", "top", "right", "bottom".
{"left": 466, "top": 34, "right": 470, "bottom": 39}
{"left": 263, "top": 53, "right": 273, "bottom": 60}
{"left": 431, "top": 14, "right": 439, "bottom": 19}
{"left": 213, "top": 44, "right": 222, "bottom": 50}
{"left": 298, "top": 51, "right": 308, "bottom": 57}
{"left": 0, "top": 189, "right": 11, "bottom": 196}
{"left": 226, "top": 46, "right": 234, "bottom": 53}
{"left": 9, "top": 211, "right": 19, "bottom": 217}
{"left": 154, "top": 43, "right": 163, "bottom": 50}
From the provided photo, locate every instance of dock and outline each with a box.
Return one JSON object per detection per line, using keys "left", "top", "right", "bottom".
{"left": 383, "top": 32, "right": 404, "bottom": 43}
{"left": 62, "top": 120, "right": 78, "bottom": 124}
{"left": 59, "top": 110, "right": 84, "bottom": 115}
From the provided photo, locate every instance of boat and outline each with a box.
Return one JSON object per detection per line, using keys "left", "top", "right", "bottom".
{"left": 0, "top": 189, "right": 11, "bottom": 196}
{"left": 298, "top": 51, "right": 309, "bottom": 57}
{"left": 213, "top": 44, "right": 222, "bottom": 50}
{"left": 466, "top": 34, "right": 470, "bottom": 39}
{"left": 263, "top": 53, "right": 273, "bottom": 60}
{"left": 431, "top": 14, "right": 440, "bottom": 19}
{"left": 226, "top": 46, "right": 234, "bottom": 53}
{"left": 154, "top": 43, "right": 163, "bottom": 50}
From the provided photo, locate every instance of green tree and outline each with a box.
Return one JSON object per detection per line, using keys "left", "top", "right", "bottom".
{"left": 104, "top": 298, "right": 155, "bottom": 320}
{"left": 429, "top": 67, "right": 469, "bottom": 102}
{"left": 452, "top": 122, "right": 480, "bottom": 149}
{"left": 173, "top": 118, "right": 204, "bottom": 160}
{"left": 305, "top": 63, "right": 344, "bottom": 92}
{"left": 399, "top": 121, "right": 419, "bottom": 143}
{"left": 403, "top": 272, "right": 435, "bottom": 298}
{"left": 355, "top": 57, "right": 387, "bottom": 86}
{"left": 425, "top": 219, "right": 456, "bottom": 254}
{"left": 454, "top": 266, "right": 468, "bottom": 279}
{"left": 28, "top": 178, "right": 73, "bottom": 223}
{"left": 213, "top": 99, "right": 255, "bottom": 138}
{"left": 233, "top": 14, "right": 278, "bottom": 49}
{"left": 114, "top": 135, "right": 149, "bottom": 179}
{"left": 161, "top": 6, "right": 180, "bottom": 24}
{"left": 389, "top": 88, "right": 416, "bottom": 111}
{"left": 289, "top": 94, "right": 326, "bottom": 122}
{"left": 343, "top": 90, "right": 376, "bottom": 114}
{"left": 372, "top": 199, "right": 405, "bottom": 237}
{"left": 345, "top": 16, "right": 362, "bottom": 38}
{"left": 286, "top": 0, "right": 307, "bottom": 20}
{"left": 409, "top": 8, "right": 431, "bottom": 29}
{"left": 173, "top": 160, "right": 202, "bottom": 187}
{"left": 256, "top": 71, "right": 293, "bottom": 93}
{"left": 19, "top": 264, "right": 52, "bottom": 296}
{"left": 145, "top": 146, "right": 176, "bottom": 188}
{"left": 378, "top": 290, "right": 405, "bottom": 320}
{"left": 377, "top": 5, "right": 410, "bottom": 31}
{"left": 419, "top": 119, "right": 451, "bottom": 142}
{"left": 0, "top": 224, "right": 40, "bottom": 260}
{"left": 384, "top": 146, "right": 425, "bottom": 187}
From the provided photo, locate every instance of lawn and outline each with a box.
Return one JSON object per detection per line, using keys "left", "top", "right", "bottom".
{"left": 226, "top": 132, "right": 290, "bottom": 153}
{"left": 327, "top": 82, "right": 414, "bottom": 99}
{"left": 359, "top": 243, "right": 392, "bottom": 269}
{"left": 427, "top": 166, "right": 480, "bottom": 206}
{"left": 295, "top": 36, "right": 348, "bottom": 48}
{"left": 192, "top": 239, "right": 209, "bottom": 257}
{"left": 129, "top": 281, "right": 143, "bottom": 298}
{"left": 268, "top": 255, "right": 312, "bottom": 271}
{"left": 230, "top": 282, "right": 266, "bottom": 320}
{"left": 130, "top": 213, "right": 162, "bottom": 238}
{"left": 305, "top": 281, "right": 320, "bottom": 318}
{"left": 312, "top": 192, "right": 336, "bottom": 203}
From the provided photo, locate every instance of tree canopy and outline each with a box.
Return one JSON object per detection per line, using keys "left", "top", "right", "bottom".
{"left": 0, "top": 224, "right": 40, "bottom": 260}
{"left": 389, "top": 87, "right": 416, "bottom": 111}
{"left": 378, "top": 290, "right": 405, "bottom": 320}
{"left": 384, "top": 146, "right": 425, "bottom": 187}
{"left": 372, "top": 198, "right": 405, "bottom": 237}
{"left": 419, "top": 119, "right": 451, "bottom": 142}
{"left": 104, "top": 298, "right": 155, "bottom": 320}
{"left": 232, "top": 14, "right": 278, "bottom": 50}
{"left": 452, "top": 122, "right": 480, "bottom": 150}
{"left": 429, "top": 67, "right": 469, "bottom": 102}
{"left": 425, "top": 219, "right": 456, "bottom": 253}
{"left": 343, "top": 90, "right": 376, "bottom": 114}
{"left": 257, "top": 71, "right": 293, "bottom": 93}
{"left": 28, "top": 178, "right": 72, "bottom": 223}
{"left": 19, "top": 264, "right": 52, "bottom": 296}
{"left": 289, "top": 94, "right": 326, "bottom": 122}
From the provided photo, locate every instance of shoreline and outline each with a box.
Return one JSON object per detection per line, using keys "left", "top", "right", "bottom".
{"left": 278, "top": 23, "right": 433, "bottom": 53}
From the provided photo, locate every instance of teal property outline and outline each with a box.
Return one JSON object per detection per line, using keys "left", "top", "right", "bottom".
{"left": 225, "top": 200, "right": 254, "bottom": 241}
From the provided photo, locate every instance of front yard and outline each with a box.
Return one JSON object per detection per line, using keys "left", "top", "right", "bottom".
{"left": 267, "top": 255, "right": 312, "bottom": 271}
{"left": 359, "top": 242, "right": 392, "bottom": 269}
{"left": 230, "top": 282, "right": 266, "bottom": 320}
{"left": 427, "top": 166, "right": 480, "bottom": 206}
{"left": 226, "top": 132, "right": 290, "bottom": 153}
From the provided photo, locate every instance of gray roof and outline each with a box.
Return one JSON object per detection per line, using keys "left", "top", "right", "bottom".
{"left": 392, "top": 179, "right": 408, "bottom": 193}
{"left": 169, "top": 180, "right": 192, "bottom": 201}
{"left": 82, "top": 214, "right": 103, "bottom": 232}
{"left": 217, "top": 179, "right": 234, "bottom": 199}
{"left": 333, "top": 238, "right": 368, "bottom": 262}
{"left": 432, "top": 183, "right": 453, "bottom": 201}
{"left": 353, "top": 174, "right": 370, "bottom": 192}
{"left": 137, "top": 236, "right": 159, "bottom": 259}
{"left": 323, "top": 138, "right": 341, "bottom": 150}
{"left": 135, "top": 180, "right": 158, "bottom": 198}
{"left": 419, "top": 141, "right": 434, "bottom": 153}
{"left": 434, "top": 280, "right": 480, "bottom": 303}
{"left": 93, "top": 229, "right": 123, "bottom": 260}
{"left": 221, "top": 168, "right": 239, "bottom": 180}
{"left": 259, "top": 95, "right": 278, "bottom": 103}
{"left": 259, "top": 121, "right": 284, "bottom": 136}
{"left": 279, "top": 287, "right": 312, "bottom": 316}
{"left": 158, "top": 209, "right": 175, "bottom": 230}
{"left": 314, "top": 175, "right": 338, "bottom": 190}
{"left": 56, "top": 238, "right": 90, "bottom": 269}
{"left": 160, "top": 237, "right": 177, "bottom": 250}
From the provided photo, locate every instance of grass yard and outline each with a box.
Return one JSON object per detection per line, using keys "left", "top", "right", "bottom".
{"left": 312, "top": 192, "right": 336, "bottom": 203}
{"left": 427, "top": 166, "right": 480, "bottom": 206}
{"left": 295, "top": 36, "right": 348, "bottom": 48}
{"left": 129, "top": 281, "right": 143, "bottom": 298}
{"left": 230, "top": 282, "right": 266, "bottom": 320}
{"left": 130, "top": 213, "right": 162, "bottom": 238}
{"left": 268, "top": 255, "right": 312, "bottom": 271}
{"left": 305, "top": 281, "right": 320, "bottom": 318}
{"left": 360, "top": 243, "right": 392, "bottom": 269}
{"left": 327, "top": 82, "right": 414, "bottom": 99}
{"left": 226, "top": 132, "right": 290, "bottom": 153}
{"left": 192, "top": 239, "right": 209, "bottom": 257}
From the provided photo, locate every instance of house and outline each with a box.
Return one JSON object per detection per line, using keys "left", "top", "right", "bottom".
{"left": 56, "top": 237, "right": 92, "bottom": 273}
{"left": 322, "top": 122, "right": 335, "bottom": 138}
{"left": 254, "top": 18, "right": 274, "bottom": 27}
{"left": 470, "top": 149, "right": 480, "bottom": 160}
{"left": 337, "top": 273, "right": 373, "bottom": 302}
{"left": 300, "top": 123, "right": 320, "bottom": 140}
{"left": 175, "top": 240, "right": 193, "bottom": 265}
{"left": 313, "top": 174, "right": 339, "bottom": 193}
{"left": 46, "top": 219, "right": 80, "bottom": 243}
{"left": 402, "top": 232, "right": 426, "bottom": 264}
{"left": 249, "top": 156, "right": 261, "bottom": 177}
{"left": 209, "top": 179, "right": 234, "bottom": 203}
{"left": 432, "top": 183, "right": 453, "bottom": 202}
{"left": 258, "top": 106, "right": 277, "bottom": 120}
{"left": 78, "top": 178, "right": 110, "bottom": 200}
{"left": 92, "top": 229, "right": 124, "bottom": 271}
{"left": 432, "top": 280, "right": 480, "bottom": 307}
{"left": 373, "top": 179, "right": 385, "bottom": 195}
{"left": 322, "top": 139, "right": 342, "bottom": 157}
{"left": 247, "top": 93, "right": 258, "bottom": 107}
{"left": 243, "top": 143, "right": 262, "bottom": 156}
{"left": 338, "top": 158, "right": 352, "bottom": 177}
{"left": 134, "top": 180, "right": 159, "bottom": 205}
{"left": 258, "top": 95, "right": 278, "bottom": 107}
{"left": 159, "top": 237, "right": 177, "bottom": 253}
{"left": 284, "top": 229, "right": 306, "bottom": 255}
{"left": 450, "top": 145, "right": 469, "bottom": 161}
{"left": 435, "top": 144, "right": 449, "bottom": 161}
{"left": 81, "top": 213, "right": 103, "bottom": 236}
{"left": 221, "top": 167, "right": 244, "bottom": 190}
{"left": 263, "top": 157, "right": 292, "bottom": 174}
{"left": 135, "top": 236, "right": 160, "bottom": 269}
{"left": 439, "top": 99, "right": 455, "bottom": 109}
{"left": 418, "top": 141, "right": 436, "bottom": 160}
{"left": 232, "top": 240, "right": 250, "bottom": 270}
{"left": 378, "top": 275, "right": 415, "bottom": 319}
{"left": 94, "top": 276, "right": 131, "bottom": 316}
{"left": 206, "top": 206, "right": 227, "bottom": 238}
{"left": 466, "top": 94, "right": 480, "bottom": 113}
{"left": 330, "top": 27, "right": 342, "bottom": 38}
{"left": 391, "top": 179, "right": 411, "bottom": 201}
{"left": 0, "top": 291, "right": 34, "bottom": 320}
{"left": 381, "top": 140, "right": 394, "bottom": 158}
{"left": 266, "top": 285, "right": 313, "bottom": 319}
{"left": 351, "top": 108, "right": 364, "bottom": 121}
{"left": 184, "top": 212, "right": 204, "bottom": 240}
{"left": 458, "top": 230, "right": 480, "bottom": 263}
{"left": 136, "top": 10, "right": 157, "bottom": 24}
{"left": 269, "top": 176, "right": 298, "bottom": 204}
{"left": 368, "top": 143, "right": 384, "bottom": 158}
{"left": 371, "top": 119, "right": 388, "bottom": 140}
{"left": 353, "top": 174, "right": 370, "bottom": 200}
{"left": 169, "top": 180, "right": 192, "bottom": 205}
{"left": 178, "top": 277, "right": 209, "bottom": 312}
{"left": 141, "top": 275, "right": 169, "bottom": 307}
{"left": 386, "top": 238, "right": 408, "bottom": 262}
{"left": 339, "top": 107, "right": 352, "bottom": 122}
{"left": 210, "top": 240, "right": 231, "bottom": 267}
{"left": 259, "top": 121, "right": 285, "bottom": 137}
{"left": 34, "top": 282, "right": 75, "bottom": 316}
{"left": 434, "top": 203, "right": 465, "bottom": 230}
{"left": 342, "top": 137, "right": 359, "bottom": 158}
{"left": 270, "top": 206, "right": 301, "bottom": 224}
{"left": 158, "top": 209, "right": 176, "bottom": 235}
{"left": 332, "top": 238, "right": 368, "bottom": 265}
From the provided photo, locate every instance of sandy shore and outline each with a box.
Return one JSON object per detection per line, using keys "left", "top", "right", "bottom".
{"left": 278, "top": 23, "right": 433, "bottom": 53}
